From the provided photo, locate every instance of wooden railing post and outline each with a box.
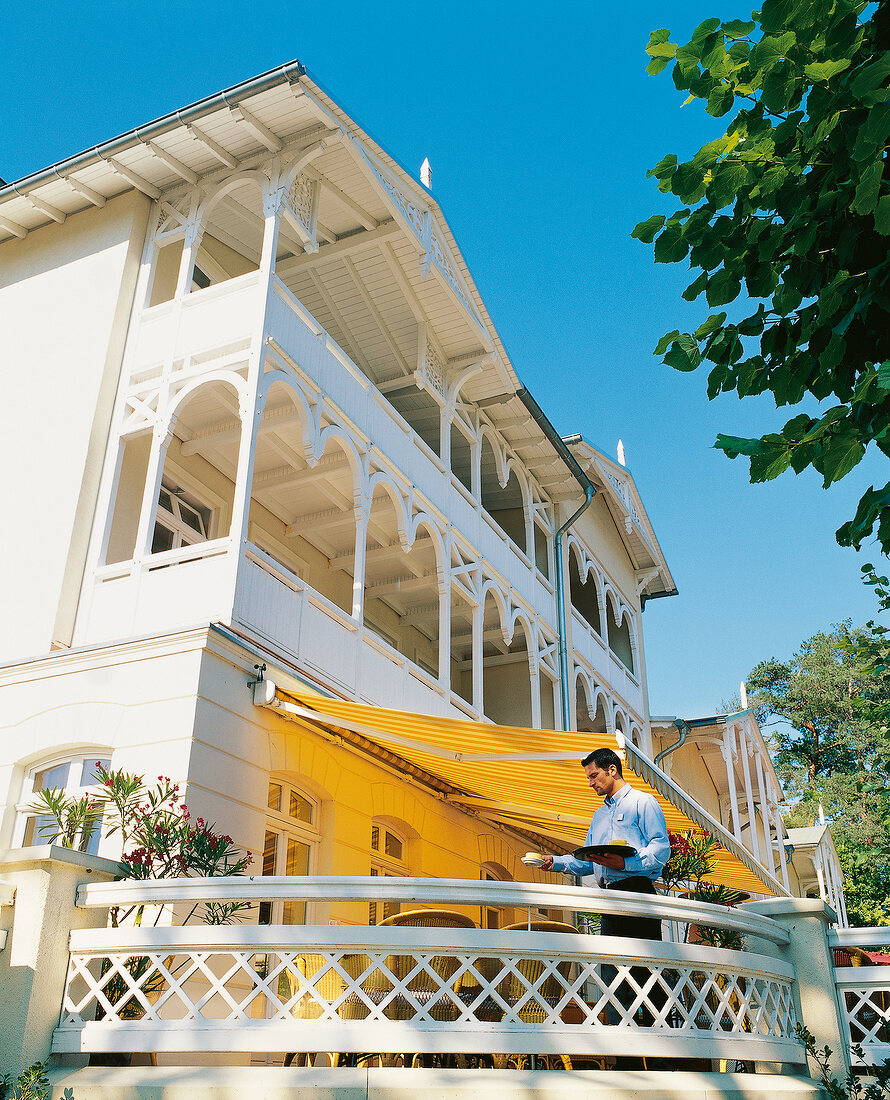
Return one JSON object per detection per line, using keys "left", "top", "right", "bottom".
{"left": 747, "top": 896, "right": 851, "bottom": 1080}
{"left": 0, "top": 846, "right": 119, "bottom": 1073}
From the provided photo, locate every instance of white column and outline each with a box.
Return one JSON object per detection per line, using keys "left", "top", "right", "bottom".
{"left": 472, "top": 593, "right": 484, "bottom": 715}
{"left": 440, "top": 404, "right": 452, "bottom": 471}
{"left": 754, "top": 749, "right": 772, "bottom": 871}
{"left": 739, "top": 731, "right": 762, "bottom": 862}
{"left": 529, "top": 647, "right": 542, "bottom": 729}
{"left": 437, "top": 579, "right": 451, "bottom": 691}
{"left": 133, "top": 422, "right": 174, "bottom": 566}
{"left": 815, "top": 858, "right": 828, "bottom": 904}
{"left": 722, "top": 725, "right": 742, "bottom": 840}
{"left": 228, "top": 194, "right": 284, "bottom": 573}
{"left": 174, "top": 220, "right": 203, "bottom": 300}
{"left": 771, "top": 785, "right": 790, "bottom": 891}
{"left": 351, "top": 498, "right": 369, "bottom": 622}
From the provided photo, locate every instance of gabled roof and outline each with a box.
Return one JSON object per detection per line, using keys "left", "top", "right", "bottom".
{"left": 0, "top": 60, "right": 597, "bottom": 506}
{"left": 569, "top": 440, "right": 676, "bottom": 601}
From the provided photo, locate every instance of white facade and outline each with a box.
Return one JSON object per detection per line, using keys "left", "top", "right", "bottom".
{"left": 0, "top": 65, "right": 676, "bottom": 848}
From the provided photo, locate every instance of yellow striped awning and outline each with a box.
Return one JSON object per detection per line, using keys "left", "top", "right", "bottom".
{"left": 261, "top": 682, "right": 785, "bottom": 897}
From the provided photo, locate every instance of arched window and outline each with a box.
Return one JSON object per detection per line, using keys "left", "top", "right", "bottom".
{"left": 481, "top": 862, "right": 513, "bottom": 929}
{"left": 258, "top": 778, "right": 319, "bottom": 926}
{"left": 369, "top": 820, "right": 407, "bottom": 924}
{"left": 569, "top": 550, "right": 601, "bottom": 635}
{"left": 16, "top": 754, "right": 111, "bottom": 854}
{"left": 608, "top": 607, "right": 635, "bottom": 673}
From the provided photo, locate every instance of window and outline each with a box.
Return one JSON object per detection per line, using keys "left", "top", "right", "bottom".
{"left": 258, "top": 779, "right": 318, "bottom": 926}
{"left": 369, "top": 822, "right": 406, "bottom": 924}
{"left": 481, "top": 865, "right": 512, "bottom": 930}
{"left": 17, "top": 755, "right": 111, "bottom": 854}
{"left": 151, "top": 482, "right": 212, "bottom": 554}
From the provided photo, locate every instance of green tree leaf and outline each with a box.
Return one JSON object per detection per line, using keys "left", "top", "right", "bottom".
{"left": 637, "top": 1, "right": 890, "bottom": 556}
{"left": 803, "top": 59, "right": 851, "bottom": 82}
{"left": 722, "top": 19, "right": 756, "bottom": 39}
{"left": 663, "top": 333, "right": 702, "bottom": 371}
{"left": 631, "top": 214, "right": 666, "bottom": 242}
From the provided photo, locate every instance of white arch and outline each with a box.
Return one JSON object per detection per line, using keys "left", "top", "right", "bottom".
{"left": 508, "top": 610, "right": 535, "bottom": 656}
{"left": 367, "top": 471, "right": 411, "bottom": 548}
{"left": 315, "top": 424, "right": 366, "bottom": 491}
{"left": 164, "top": 373, "right": 247, "bottom": 432}
{"left": 480, "top": 581, "right": 512, "bottom": 645}
{"left": 479, "top": 426, "right": 509, "bottom": 487}
{"left": 407, "top": 515, "right": 446, "bottom": 575}
{"left": 195, "top": 170, "right": 269, "bottom": 227}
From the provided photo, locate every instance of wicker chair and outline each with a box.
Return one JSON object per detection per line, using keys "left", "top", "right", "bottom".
{"left": 377, "top": 909, "right": 476, "bottom": 1021}
{"left": 498, "top": 920, "right": 578, "bottom": 1022}
{"left": 493, "top": 920, "right": 579, "bottom": 1070}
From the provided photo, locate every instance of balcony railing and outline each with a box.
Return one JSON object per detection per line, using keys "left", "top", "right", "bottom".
{"left": 830, "top": 926, "right": 890, "bottom": 1069}
{"left": 56, "top": 877, "right": 804, "bottom": 1069}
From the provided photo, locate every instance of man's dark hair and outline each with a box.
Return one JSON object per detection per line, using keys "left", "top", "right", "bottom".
{"left": 581, "top": 747, "right": 623, "bottom": 775}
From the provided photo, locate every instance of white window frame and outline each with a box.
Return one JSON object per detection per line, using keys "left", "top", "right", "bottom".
{"left": 258, "top": 779, "right": 319, "bottom": 926}
{"left": 152, "top": 480, "right": 213, "bottom": 553}
{"left": 369, "top": 821, "right": 407, "bottom": 925}
{"left": 14, "top": 753, "right": 112, "bottom": 855}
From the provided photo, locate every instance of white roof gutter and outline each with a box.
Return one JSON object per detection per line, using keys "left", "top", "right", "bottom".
{"left": 0, "top": 59, "right": 307, "bottom": 203}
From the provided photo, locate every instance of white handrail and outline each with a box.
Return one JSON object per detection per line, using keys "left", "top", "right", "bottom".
{"left": 830, "top": 927, "right": 890, "bottom": 949}
{"left": 74, "top": 875, "right": 790, "bottom": 943}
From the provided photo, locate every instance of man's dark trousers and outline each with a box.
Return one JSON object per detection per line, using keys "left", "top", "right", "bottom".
{"left": 600, "top": 876, "right": 664, "bottom": 1027}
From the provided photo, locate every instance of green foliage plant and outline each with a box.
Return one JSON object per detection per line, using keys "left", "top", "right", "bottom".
{"left": 29, "top": 766, "right": 255, "bottom": 1021}
{"left": 635, "top": 2, "right": 890, "bottom": 553}
{"left": 747, "top": 623, "right": 890, "bottom": 926}
{"left": 0, "top": 1061, "right": 52, "bottom": 1100}
{"left": 29, "top": 763, "right": 252, "bottom": 925}
{"left": 661, "top": 830, "right": 745, "bottom": 948}
{"left": 796, "top": 1024, "right": 890, "bottom": 1099}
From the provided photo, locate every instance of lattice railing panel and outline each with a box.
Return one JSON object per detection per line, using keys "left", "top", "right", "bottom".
{"left": 58, "top": 931, "right": 799, "bottom": 1060}
{"left": 835, "top": 971, "right": 890, "bottom": 1067}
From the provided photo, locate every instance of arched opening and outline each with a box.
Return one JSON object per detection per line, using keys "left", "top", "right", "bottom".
{"left": 191, "top": 180, "right": 266, "bottom": 292}
{"left": 480, "top": 438, "right": 527, "bottom": 552}
{"left": 247, "top": 386, "right": 357, "bottom": 614}
{"left": 608, "top": 603, "right": 635, "bottom": 673}
{"left": 369, "top": 818, "right": 409, "bottom": 924}
{"left": 482, "top": 598, "right": 532, "bottom": 727}
{"left": 450, "top": 419, "right": 474, "bottom": 493}
{"left": 569, "top": 548, "right": 601, "bottom": 634}
{"left": 387, "top": 386, "right": 442, "bottom": 456}
{"left": 260, "top": 777, "right": 320, "bottom": 926}
{"left": 481, "top": 861, "right": 514, "bottom": 929}
{"left": 576, "top": 680, "right": 609, "bottom": 735}
{"left": 363, "top": 492, "right": 439, "bottom": 674}
{"left": 142, "top": 379, "right": 241, "bottom": 561}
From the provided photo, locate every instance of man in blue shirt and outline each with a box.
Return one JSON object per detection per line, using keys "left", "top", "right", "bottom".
{"left": 542, "top": 746, "right": 670, "bottom": 937}
{"left": 542, "top": 747, "right": 670, "bottom": 1036}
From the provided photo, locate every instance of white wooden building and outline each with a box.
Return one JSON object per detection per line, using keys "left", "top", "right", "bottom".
{"left": 0, "top": 61, "right": 877, "bottom": 1098}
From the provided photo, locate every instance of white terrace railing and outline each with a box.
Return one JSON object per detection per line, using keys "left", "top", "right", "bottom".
{"left": 56, "top": 877, "right": 804, "bottom": 1069}
{"left": 830, "top": 926, "right": 890, "bottom": 1069}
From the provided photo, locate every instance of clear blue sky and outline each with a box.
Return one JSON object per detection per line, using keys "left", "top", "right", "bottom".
{"left": 3, "top": 1, "right": 884, "bottom": 716}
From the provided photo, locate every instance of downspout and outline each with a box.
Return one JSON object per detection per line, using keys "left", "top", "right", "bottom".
{"left": 653, "top": 715, "right": 725, "bottom": 768}
{"left": 515, "top": 389, "right": 596, "bottom": 732}
{"left": 654, "top": 719, "right": 690, "bottom": 769}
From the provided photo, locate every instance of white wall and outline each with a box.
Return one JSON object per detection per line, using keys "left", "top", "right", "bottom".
{"left": 0, "top": 193, "right": 149, "bottom": 662}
